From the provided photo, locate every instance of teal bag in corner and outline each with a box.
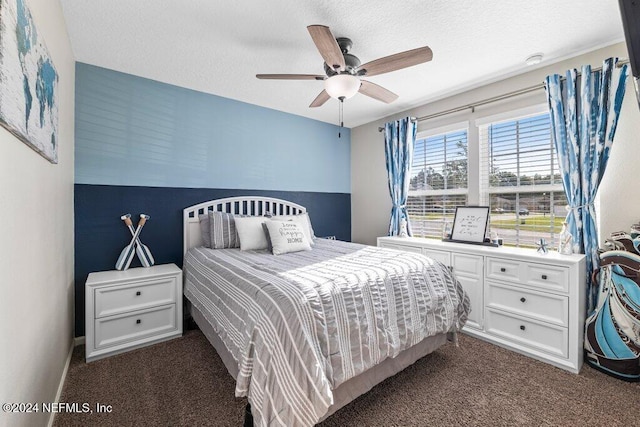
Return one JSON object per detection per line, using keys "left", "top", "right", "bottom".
{"left": 584, "top": 251, "right": 640, "bottom": 381}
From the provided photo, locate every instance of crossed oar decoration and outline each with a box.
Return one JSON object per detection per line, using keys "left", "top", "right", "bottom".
{"left": 115, "top": 214, "right": 155, "bottom": 271}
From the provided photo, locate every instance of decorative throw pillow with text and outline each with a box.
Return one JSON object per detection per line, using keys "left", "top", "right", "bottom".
{"left": 264, "top": 220, "right": 311, "bottom": 255}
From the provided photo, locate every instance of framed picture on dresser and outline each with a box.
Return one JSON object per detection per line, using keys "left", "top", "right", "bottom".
{"left": 449, "top": 206, "right": 490, "bottom": 244}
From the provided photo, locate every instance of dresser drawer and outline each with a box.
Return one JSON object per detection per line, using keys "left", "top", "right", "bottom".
{"left": 486, "top": 257, "right": 569, "bottom": 293}
{"left": 424, "top": 249, "right": 451, "bottom": 267}
{"left": 486, "top": 257, "right": 521, "bottom": 282}
{"left": 485, "top": 309, "right": 568, "bottom": 358}
{"left": 95, "top": 277, "right": 177, "bottom": 318}
{"left": 452, "top": 253, "right": 482, "bottom": 277}
{"left": 524, "top": 263, "right": 569, "bottom": 293}
{"left": 94, "top": 304, "right": 177, "bottom": 350}
{"left": 380, "top": 242, "right": 423, "bottom": 254}
{"left": 486, "top": 281, "right": 568, "bottom": 326}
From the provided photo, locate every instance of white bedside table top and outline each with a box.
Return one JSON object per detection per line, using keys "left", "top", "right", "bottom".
{"left": 86, "top": 264, "right": 182, "bottom": 286}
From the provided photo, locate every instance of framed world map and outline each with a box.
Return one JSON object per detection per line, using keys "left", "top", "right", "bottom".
{"left": 0, "top": 0, "right": 59, "bottom": 163}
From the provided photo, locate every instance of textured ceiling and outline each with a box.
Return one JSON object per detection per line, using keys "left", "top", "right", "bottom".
{"left": 60, "top": 0, "right": 625, "bottom": 128}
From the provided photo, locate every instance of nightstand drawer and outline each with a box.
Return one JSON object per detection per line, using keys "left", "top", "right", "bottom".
{"left": 95, "top": 277, "right": 177, "bottom": 318}
{"left": 95, "top": 304, "right": 177, "bottom": 350}
{"left": 485, "top": 309, "right": 568, "bottom": 358}
{"left": 486, "top": 281, "right": 568, "bottom": 326}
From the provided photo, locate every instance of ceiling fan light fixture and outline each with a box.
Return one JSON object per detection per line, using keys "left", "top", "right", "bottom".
{"left": 324, "top": 74, "right": 361, "bottom": 100}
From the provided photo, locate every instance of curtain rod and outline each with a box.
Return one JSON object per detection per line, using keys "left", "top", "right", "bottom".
{"left": 377, "top": 59, "right": 630, "bottom": 132}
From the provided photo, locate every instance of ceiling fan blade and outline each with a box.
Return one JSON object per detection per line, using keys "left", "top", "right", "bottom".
{"left": 358, "top": 46, "right": 433, "bottom": 77}
{"left": 307, "top": 25, "right": 345, "bottom": 71}
{"left": 309, "top": 90, "right": 331, "bottom": 108}
{"left": 359, "top": 80, "right": 399, "bottom": 104}
{"left": 256, "top": 74, "right": 325, "bottom": 80}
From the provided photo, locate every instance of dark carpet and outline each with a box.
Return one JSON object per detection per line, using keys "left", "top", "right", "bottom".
{"left": 55, "top": 330, "right": 639, "bottom": 426}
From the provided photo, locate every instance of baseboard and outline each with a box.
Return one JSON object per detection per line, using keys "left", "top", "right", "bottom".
{"left": 74, "top": 336, "right": 85, "bottom": 347}
{"left": 47, "top": 339, "right": 75, "bottom": 427}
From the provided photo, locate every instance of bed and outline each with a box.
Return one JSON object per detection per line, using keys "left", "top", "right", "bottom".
{"left": 182, "top": 196, "right": 470, "bottom": 427}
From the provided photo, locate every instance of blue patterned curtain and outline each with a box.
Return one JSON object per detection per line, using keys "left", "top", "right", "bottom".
{"left": 545, "top": 57, "right": 629, "bottom": 313}
{"left": 384, "top": 117, "right": 417, "bottom": 236}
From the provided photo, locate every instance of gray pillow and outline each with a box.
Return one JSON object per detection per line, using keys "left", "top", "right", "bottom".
{"left": 199, "top": 213, "right": 211, "bottom": 248}
{"left": 209, "top": 211, "right": 240, "bottom": 249}
{"left": 262, "top": 222, "right": 273, "bottom": 253}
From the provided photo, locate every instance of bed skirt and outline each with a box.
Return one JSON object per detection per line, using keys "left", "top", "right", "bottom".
{"left": 190, "top": 303, "right": 449, "bottom": 422}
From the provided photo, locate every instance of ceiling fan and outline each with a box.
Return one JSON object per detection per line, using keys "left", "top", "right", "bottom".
{"left": 256, "top": 25, "right": 433, "bottom": 108}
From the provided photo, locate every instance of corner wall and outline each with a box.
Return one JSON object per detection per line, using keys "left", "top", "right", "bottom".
{"left": 0, "top": 0, "right": 75, "bottom": 426}
{"left": 352, "top": 43, "right": 640, "bottom": 246}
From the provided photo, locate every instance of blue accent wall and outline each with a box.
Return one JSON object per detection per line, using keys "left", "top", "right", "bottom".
{"left": 74, "top": 63, "right": 352, "bottom": 337}
{"left": 75, "top": 63, "right": 350, "bottom": 192}
{"left": 74, "top": 185, "right": 351, "bottom": 337}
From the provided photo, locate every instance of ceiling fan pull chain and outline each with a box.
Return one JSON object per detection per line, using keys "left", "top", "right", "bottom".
{"left": 338, "top": 97, "right": 344, "bottom": 138}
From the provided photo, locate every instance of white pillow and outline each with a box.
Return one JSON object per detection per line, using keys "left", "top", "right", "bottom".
{"left": 272, "top": 213, "right": 315, "bottom": 245}
{"left": 234, "top": 216, "right": 269, "bottom": 251}
{"left": 264, "top": 220, "right": 311, "bottom": 255}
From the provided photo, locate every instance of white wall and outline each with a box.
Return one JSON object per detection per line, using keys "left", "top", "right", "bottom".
{"left": 598, "top": 58, "right": 640, "bottom": 239}
{"left": 0, "top": 1, "right": 75, "bottom": 426}
{"left": 352, "top": 43, "right": 640, "bottom": 246}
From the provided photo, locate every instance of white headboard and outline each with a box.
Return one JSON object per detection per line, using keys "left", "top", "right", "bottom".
{"left": 183, "top": 196, "right": 307, "bottom": 254}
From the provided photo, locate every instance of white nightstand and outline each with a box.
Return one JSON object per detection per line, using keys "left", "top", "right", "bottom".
{"left": 85, "top": 264, "right": 183, "bottom": 362}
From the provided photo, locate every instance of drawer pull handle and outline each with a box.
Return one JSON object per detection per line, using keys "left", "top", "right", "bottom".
{"left": 541, "top": 274, "right": 548, "bottom": 280}
{"left": 136, "top": 319, "right": 141, "bottom": 324}
{"left": 136, "top": 291, "right": 141, "bottom": 296}
{"left": 500, "top": 267, "right": 506, "bottom": 272}
{"left": 520, "top": 297, "right": 526, "bottom": 303}
{"left": 519, "top": 325, "right": 526, "bottom": 331}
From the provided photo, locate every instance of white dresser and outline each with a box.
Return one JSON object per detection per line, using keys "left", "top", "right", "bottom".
{"left": 377, "top": 236, "right": 586, "bottom": 373}
{"left": 85, "top": 264, "right": 183, "bottom": 362}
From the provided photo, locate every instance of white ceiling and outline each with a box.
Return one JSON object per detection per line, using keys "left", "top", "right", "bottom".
{"left": 60, "top": 0, "right": 625, "bottom": 128}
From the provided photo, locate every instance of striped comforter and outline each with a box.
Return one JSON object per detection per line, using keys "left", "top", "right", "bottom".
{"left": 183, "top": 239, "right": 469, "bottom": 427}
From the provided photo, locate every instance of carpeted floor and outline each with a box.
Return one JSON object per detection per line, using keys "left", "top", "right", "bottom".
{"left": 54, "top": 330, "right": 639, "bottom": 427}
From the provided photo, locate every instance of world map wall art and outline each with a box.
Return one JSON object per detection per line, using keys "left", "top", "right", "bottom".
{"left": 0, "top": 0, "right": 59, "bottom": 163}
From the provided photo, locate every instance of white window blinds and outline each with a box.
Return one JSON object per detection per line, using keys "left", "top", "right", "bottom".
{"left": 479, "top": 112, "right": 566, "bottom": 248}
{"left": 409, "top": 129, "right": 468, "bottom": 238}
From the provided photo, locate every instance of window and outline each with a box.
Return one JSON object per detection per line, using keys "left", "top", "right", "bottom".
{"left": 479, "top": 112, "right": 566, "bottom": 248}
{"left": 408, "top": 128, "right": 468, "bottom": 238}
